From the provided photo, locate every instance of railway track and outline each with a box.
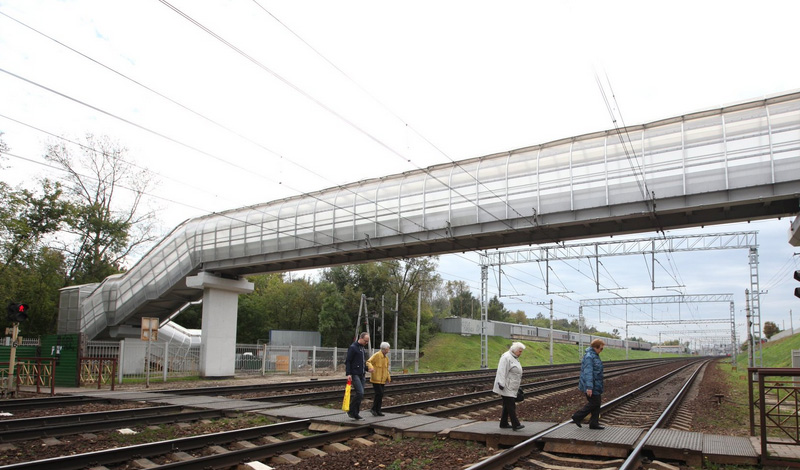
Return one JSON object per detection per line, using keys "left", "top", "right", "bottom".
{"left": 465, "top": 359, "right": 708, "bottom": 470}
{"left": 0, "top": 358, "right": 700, "bottom": 469}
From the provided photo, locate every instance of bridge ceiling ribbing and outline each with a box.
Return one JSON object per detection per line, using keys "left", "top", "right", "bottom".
{"left": 69, "top": 92, "right": 800, "bottom": 339}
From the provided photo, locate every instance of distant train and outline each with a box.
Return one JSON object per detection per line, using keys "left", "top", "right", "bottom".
{"left": 437, "top": 317, "right": 652, "bottom": 351}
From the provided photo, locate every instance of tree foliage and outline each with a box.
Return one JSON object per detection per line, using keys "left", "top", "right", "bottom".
{"left": 763, "top": 321, "right": 781, "bottom": 339}
{"left": 45, "top": 134, "right": 158, "bottom": 285}
{"left": 1, "top": 133, "right": 159, "bottom": 336}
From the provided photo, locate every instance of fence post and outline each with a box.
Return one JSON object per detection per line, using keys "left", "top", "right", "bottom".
{"left": 288, "top": 345, "right": 293, "bottom": 375}
{"left": 333, "top": 346, "right": 337, "bottom": 371}
{"left": 118, "top": 339, "right": 125, "bottom": 384}
{"left": 261, "top": 344, "right": 267, "bottom": 376}
{"left": 312, "top": 346, "right": 316, "bottom": 375}
{"left": 402, "top": 349, "right": 405, "bottom": 372}
{"left": 163, "top": 342, "right": 169, "bottom": 382}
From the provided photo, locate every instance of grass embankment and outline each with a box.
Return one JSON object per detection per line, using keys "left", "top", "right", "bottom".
{"left": 418, "top": 333, "right": 678, "bottom": 372}
{"left": 706, "top": 332, "right": 800, "bottom": 438}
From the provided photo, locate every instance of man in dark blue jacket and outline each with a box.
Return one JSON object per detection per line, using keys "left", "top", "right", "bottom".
{"left": 345, "top": 332, "right": 373, "bottom": 420}
{"left": 571, "top": 339, "right": 605, "bottom": 429}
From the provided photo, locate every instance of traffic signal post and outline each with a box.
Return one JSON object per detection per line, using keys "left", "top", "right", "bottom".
{"left": 4, "top": 303, "right": 29, "bottom": 398}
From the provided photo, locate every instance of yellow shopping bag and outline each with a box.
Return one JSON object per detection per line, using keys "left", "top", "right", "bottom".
{"left": 342, "top": 379, "right": 352, "bottom": 412}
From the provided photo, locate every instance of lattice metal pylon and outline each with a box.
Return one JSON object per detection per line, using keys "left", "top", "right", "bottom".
{"left": 749, "top": 248, "right": 763, "bottom": 367}
{"left": 480, "top": 265, "right": 489, "bottom": 369}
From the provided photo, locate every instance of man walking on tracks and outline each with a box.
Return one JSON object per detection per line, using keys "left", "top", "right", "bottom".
{"left": 572, "top": 339, "right": 605, "bottom": 429}
{"left": 346, "top": 332, "right": 373, "bottom": 420}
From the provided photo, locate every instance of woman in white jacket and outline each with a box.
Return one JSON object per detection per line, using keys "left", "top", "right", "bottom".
{"left": 492, "top": 342, "right": 526, "bottom": 430}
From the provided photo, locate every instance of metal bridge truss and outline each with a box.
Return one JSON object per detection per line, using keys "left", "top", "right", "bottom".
{"left": 478, "top": 232, "right": 760, "bottom": 368}
{"left": 580, "top": 294, "right": 737, "bottom": 365}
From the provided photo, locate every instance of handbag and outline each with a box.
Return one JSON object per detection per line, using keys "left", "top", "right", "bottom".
{"left": 342, "top": 379, "right": 352, "bottom": 411}
{"left": 515, "top": 388, "right": 525, "bottom": 402}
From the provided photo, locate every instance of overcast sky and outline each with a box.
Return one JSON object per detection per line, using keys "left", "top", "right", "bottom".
{"left": 1, "top": 0, "right": 799, "bottom": 345}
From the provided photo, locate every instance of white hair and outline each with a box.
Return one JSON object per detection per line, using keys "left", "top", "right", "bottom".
{"left": 380, "top": 342, "right": 390, "bottom": 350}
{"left": 509, "top": 342, "right": 526, "bottom": 353}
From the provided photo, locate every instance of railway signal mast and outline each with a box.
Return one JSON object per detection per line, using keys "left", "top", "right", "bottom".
{"left": 3, "top": 303, "right": 29, "bottom": 398}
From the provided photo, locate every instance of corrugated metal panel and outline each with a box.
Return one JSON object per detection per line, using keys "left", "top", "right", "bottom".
{"left": 703, "top": 434, "right": 758, "bottom": 457}
{"left": 40, "top": 334, "right": 80, "bottom": 387}
{"left": 646, "top": 429, "right": 703, "bottom": 451}
{"left": 0, "top": 346, "right": 38, "bottom": 363}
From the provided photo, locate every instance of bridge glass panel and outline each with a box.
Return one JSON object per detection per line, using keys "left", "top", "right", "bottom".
{"left": 572, "top": 137, "right": 608, "bottom": 210}
{"left": 424, "top": 166, "right": 452, "bottom": 229}
{"left": 684, "top": 115, "right": 726, "bottom": 193}
{"left": 399, "top": 176, "right": 426, "bottom": 234}
{"left": 476, "top": 157, "right": 509, "bottom": 222}
{"left": 449, "top": 162, "right": 479, "bottom": 226}
{"left": 537, "top": 142, "right": 572, "bottom": 213}
{"left": 333, "top": 191, "right": 356, "bottom": 242}
{"left": 506, "top": 149, "right": 539, "bottom": 215}
{"left": 371, "top": 178, "right": 398, "bottom": 238}
{"left": 606, "top": 130, "right": 647, "bottom": 205}
{"left": 769, "top": 100, "right": 800, "bottom": 182}
{"left": 642, "top": 122, "right": 685, "bottom": 199}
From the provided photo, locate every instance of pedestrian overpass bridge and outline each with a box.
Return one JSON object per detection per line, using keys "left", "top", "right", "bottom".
{"left": 58, "top": 91, "right": 800, "bottom": 377}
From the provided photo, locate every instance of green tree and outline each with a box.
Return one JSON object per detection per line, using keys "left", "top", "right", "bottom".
{"left": 385, "top": 258, "right": 441, "bottom": 349}
{"left": 236, "top": 274, "right": 323, "bottom": 343}
{"left": 763, "top": 321, "right": 781, "bottom": 339}
{"left": 45, "top": 134, "right": 158, "bottom": 285}
{"left": 317, "top": 282, "right": 352, "bottom": 347}
{"left": 0, "top": 175, "right": 71, "bottom": 337}
{"left": 487, "top": 295, "right": 510, "bottom": 321}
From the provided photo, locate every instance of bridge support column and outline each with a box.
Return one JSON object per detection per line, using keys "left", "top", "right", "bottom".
{"left": 186, "top": 272, "right": 254, "bottom": 378}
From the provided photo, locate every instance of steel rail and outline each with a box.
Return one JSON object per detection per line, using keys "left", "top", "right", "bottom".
{"left": 0, "top": 395, "right": 110, "bottom": 412}
{"left": 618, "top": 360, "right": 708, "bottom": 470}
{"left": 0, "top": 404, "right": 184, "bottom": 431}
{"left": 394, "top": 361, "right": 678, "bottom": 416}
{"left": 0, "top": 419, "right": 311, "bottom": 470}
{"left": 0, "top": 407, "right": 232, "bottom": 442}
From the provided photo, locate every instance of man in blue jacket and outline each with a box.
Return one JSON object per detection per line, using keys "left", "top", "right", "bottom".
{"left": 345, "top": 332, "right": 373, "bottom": 420}
{"left": 571, "top": 339, "right": 605, "bottom": 429}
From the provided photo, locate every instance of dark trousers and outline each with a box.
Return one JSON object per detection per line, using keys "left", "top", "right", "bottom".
{"left": 349, "top": 375, "right": 366, "bottom": 415}
{"left": 572, "top": 392, "right": 602, "bottom": 426}
{"left": 371, "top": 383, "right": 385, "bottom": 412}
{"left": 500, "top": 395, "right": 521, "bottom": 427}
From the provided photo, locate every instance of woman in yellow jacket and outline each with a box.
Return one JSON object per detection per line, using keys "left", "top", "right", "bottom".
{"left": 366, "top": 342, "right": 391, "bottom": 416}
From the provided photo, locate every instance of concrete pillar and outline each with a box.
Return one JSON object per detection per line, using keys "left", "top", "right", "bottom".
{"left": 186, "top": 272, "right": 254, "bottom": 378}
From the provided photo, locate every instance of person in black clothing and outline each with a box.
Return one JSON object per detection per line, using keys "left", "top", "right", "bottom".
{"left": 345, "top": 332, "right": 373, "bottom": 420}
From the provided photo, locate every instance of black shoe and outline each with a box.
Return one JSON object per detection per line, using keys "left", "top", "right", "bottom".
{"left": 353, "top": 414, "right": 365, "bottom": 421}
{"left": 512, "top": 424, "right": 525, "bottom": 431}
{"left": 589, "top": 424, "right": 605, "bottom": 430}
{"left": 571, "top": 417, "right": 582, "bottom": 428}
{"left": 346, "top": 411, "right": 354, "bottom": 419}
{"left": 499, "top": 423, "right": 511, "bottom": 429}
{"left": 369, "top": 409, "right": 378, "bottom": 416}
{"left": 376, "top": 412, "right": 385, "bottom": 416}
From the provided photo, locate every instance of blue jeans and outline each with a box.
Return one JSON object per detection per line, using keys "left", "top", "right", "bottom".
{"left": 349, "top": 375, "right": 366, "bottom": 415}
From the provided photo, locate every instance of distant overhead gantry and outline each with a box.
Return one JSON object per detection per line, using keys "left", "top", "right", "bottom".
{"left": 479, "top": 232, "right": 759, "bottom": 368}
